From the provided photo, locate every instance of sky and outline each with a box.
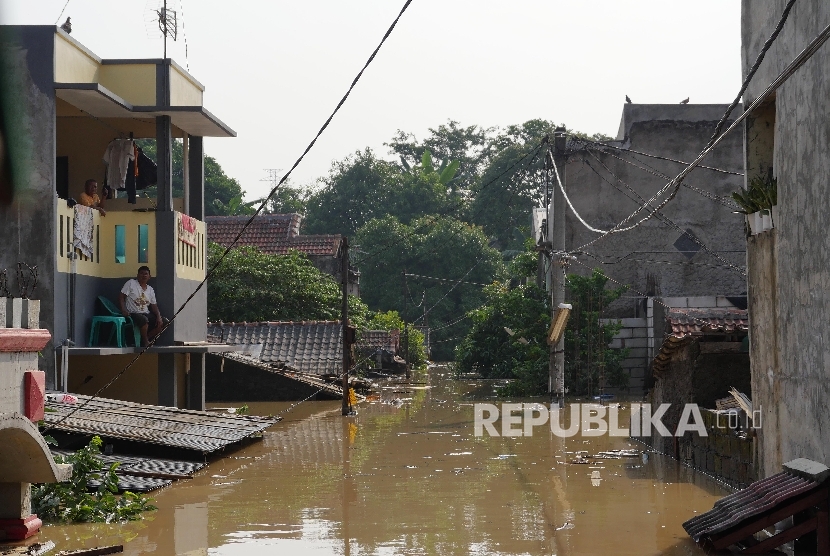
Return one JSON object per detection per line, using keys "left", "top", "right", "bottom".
{"left": 2, "top": 0, "right": 742, "bottom": 202}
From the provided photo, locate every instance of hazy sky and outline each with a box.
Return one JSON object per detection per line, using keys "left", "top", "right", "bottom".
{"left": 3, "top": 1, "right": 742, "bottom": 201}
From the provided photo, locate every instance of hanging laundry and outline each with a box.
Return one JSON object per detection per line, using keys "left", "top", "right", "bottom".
{"left": 72, "top": 205, "right": 94, "bottom": 258}
{"left": 123, "top": 146, "right": 159, "bottom": 204}
{"left": 102, "top": 138, "right": 135, "bottom": 195}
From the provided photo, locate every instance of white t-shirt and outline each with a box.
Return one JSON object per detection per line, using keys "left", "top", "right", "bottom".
{"left": 121, "top": 279, "right": 156, "bottom": 314}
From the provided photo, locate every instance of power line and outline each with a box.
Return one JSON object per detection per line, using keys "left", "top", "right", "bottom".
{"left": 43, "top": 0, "right": 414, "bottom": 432}
{"left": 574, "top": 139, "right": 744, "bottom": 177}
{"left": 578, "top": 142, "right": 739, "bottom": 209}
{"left": 706, "top": 0, "right": 798, "bottom": 150}
{"left": 571, "top": 17, "right": 830, "bottom": 257}
{"left": 413, "top": 257, "right": 485, "bottom": 325}
{"left": 582, "top": 151, "right": 746, "bottom": 276}
{"left": 405, "top": 272, "right": 490, "bottom": 287}
{"left": 54, "top": 0, "right": 71, "bottom": 24}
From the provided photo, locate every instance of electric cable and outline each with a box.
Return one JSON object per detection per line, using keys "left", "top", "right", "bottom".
{"left": 571, "top": 18, "right": 830, "bottom": 257}
{"left": 575, "top": 140, "right": 743, "bottom": 177}
{"left": 583, "top": 150, "right": 746, "bottom": 276}
{"left": 43, "top": 0, "right": 414, "bottom": 433}
{"left": 706, "top": 0, "right": 798, "bottom": 150}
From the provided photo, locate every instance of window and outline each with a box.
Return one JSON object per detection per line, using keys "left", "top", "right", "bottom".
{"left": 138, "top": 224, "right": 149, "bottom": 263}
{"left": 115, "top": 225, "right": 126, "bottom": 263}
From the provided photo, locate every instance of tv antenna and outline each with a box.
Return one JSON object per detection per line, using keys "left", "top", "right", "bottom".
{"left": 145, "top": 0, "right": 179, "bottom": 58}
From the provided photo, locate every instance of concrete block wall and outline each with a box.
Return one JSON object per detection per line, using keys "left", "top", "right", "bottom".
{"left": 603, "top": 296, "right": 738, "bottom": 394}
{"left": 678, "top": 408, "right": 756, "bottom": 489}
{"left": 602, "top": 317, "right": 649, "bottom": 392}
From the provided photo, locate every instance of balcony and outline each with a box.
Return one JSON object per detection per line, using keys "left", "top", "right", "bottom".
{"left": 57, "top": 202, "right": 205, "bottom": 281}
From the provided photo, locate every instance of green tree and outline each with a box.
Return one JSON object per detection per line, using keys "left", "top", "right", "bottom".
{"left": 367, "top": 310, "right": 426, "bottom": 368}
{"left": 134, "top": 139, "right": 248, "bottom": 215}
{"left": 303, "top": 149, "right": 400, "bottom": 236}
{"left": 207, "top": 243, "right": 368, "bottom": 324}
{"left": 303, "top": 148, "right": 460, "bottom": 236}
{"left": 386, "top": 120, "right": 493, "bottom": 194}
{"left": 32, "top": 436, "right": 156, "bottom": 523}
{"left": 454, "top": 283, "right": 550, "bottom": 390}
{"left": 564, "top": 269, "right": 629, "bottom": 395}
{"left": 355, "top": 215, "right": 504, "bottom": 359}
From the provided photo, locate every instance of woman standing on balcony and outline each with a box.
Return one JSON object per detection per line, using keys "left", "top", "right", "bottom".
{"left": 119, "top": 266, "right": 163, "bottom": 347}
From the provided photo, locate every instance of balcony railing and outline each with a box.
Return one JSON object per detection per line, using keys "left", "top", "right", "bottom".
{"left": 56, "top": 204, "right": 204, "bottom": 280}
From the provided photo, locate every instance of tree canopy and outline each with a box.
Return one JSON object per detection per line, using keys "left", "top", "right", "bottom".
{"left": 355, "top": 214, "right": 505, "bottom": 359}
{"left": 207, "top": 243, "right": 368, "bottom": 325}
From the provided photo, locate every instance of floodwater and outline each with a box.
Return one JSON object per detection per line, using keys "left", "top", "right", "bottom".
{"left": 38, "top": 366, "right": 729, "bottom": 555}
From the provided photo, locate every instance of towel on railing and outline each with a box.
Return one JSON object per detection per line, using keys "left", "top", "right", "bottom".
{"left": 72, "top": 205, "right": 94, "bottom": 258}
{"left": 178, "top": 213, "right": 198, "bottom": 247}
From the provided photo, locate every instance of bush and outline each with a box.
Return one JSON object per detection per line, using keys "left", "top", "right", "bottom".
{"left": 32, "top": 436, "right": 156, "bottom": 523}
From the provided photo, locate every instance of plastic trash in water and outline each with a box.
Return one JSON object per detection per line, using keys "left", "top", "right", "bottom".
{"left": 47, "top": 393, "right": 78, "bottom": 404}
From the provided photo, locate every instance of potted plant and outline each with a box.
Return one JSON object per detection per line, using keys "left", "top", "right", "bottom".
{"left": 732, "top": 188, "right": 762, "bottom": 235}
{"left": 734, "top": 174, "right": 778, "bottom": 235}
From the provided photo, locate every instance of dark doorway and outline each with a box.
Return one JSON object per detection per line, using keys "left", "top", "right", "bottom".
{"left": 56, "top": 156, "right": 68, "bottom": 199}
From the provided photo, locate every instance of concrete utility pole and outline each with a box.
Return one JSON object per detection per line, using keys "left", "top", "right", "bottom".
{"left": 341, "top": 237, "right": 351, "bottom": 416}
{"left": 549, "top": 127, "right": 567, "bottom": 408}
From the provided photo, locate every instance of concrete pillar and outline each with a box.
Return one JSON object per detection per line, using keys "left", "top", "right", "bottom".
{"left": 156, "top": 115, "right": 173, "bottom": 212}
{"left": 187, "top": 136, "right": 204, "bottom": 220}
{"left": 187, "top": 353, "right": 205, "bottom": 411}
{"left": 158, "top": 353, "right": 177, "bottom": 407}
{"left": 0, "top": 483, "right": 31, "bottom": 519}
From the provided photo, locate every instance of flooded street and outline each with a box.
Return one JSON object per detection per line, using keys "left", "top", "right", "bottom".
{"left": 39, "top": 367, "right": 728, "bottom": 555}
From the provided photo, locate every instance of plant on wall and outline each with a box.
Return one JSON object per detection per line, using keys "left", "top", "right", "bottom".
{"left": 732, "top": 174, "right": 777, "bottom": 213}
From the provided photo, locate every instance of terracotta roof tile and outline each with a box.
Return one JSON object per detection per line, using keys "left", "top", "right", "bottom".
{"left": 206, "top": 214, "right": 342, "bottom": 257}
{"left": 653, "top": 308, "right": 749, "bottom": 375}
{"left": 667, "top": 308, "right": 749, "bottom": 338}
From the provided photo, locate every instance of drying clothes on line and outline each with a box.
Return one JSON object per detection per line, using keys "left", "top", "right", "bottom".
{"left": 102, "top": 138, "right": 135, "bottom": 193}
{"left": 122, "top": 146, "right": 159, "bottom": 203}
{"left": 72, "top": 204, "right": 94, "bottom": 258}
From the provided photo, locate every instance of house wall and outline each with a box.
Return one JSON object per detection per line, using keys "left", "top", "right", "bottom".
{"left": 564, "top": 104, "right": 747, "bottom": 319}
{"left": 742, "top": 1, "right": 830, "bottom": 478}
{"left": 65, "top": 354, "right": 159, "bottom": 405}
{"left": 649, "top": 341, "right": 753, "bottom": 486}
{"left": 0, "top": 26, "right": 59, "bottom": 386}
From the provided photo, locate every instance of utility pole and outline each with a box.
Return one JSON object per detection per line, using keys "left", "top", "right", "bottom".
{"left": 402, "top": 270, "right": 410, "bottom": 381}
{"left": 549, "top": 127, "right": 567, "bottom": 408}
{"left": 341, "top": 237, "right": 351, "bottom": 416}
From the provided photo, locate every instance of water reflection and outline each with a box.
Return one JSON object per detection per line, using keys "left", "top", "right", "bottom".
{"left": 37, "top": 368, "right": 727, "bottom": 555}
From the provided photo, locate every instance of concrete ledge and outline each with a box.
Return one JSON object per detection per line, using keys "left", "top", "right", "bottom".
{"left": 784, "top": 458, "right": 830, "bottom": 483}
{"left": 0, "top": 329, "right": 52, "bottom": 353}
{"left": 0, "top": 413, "right": 72, "bottom": 483}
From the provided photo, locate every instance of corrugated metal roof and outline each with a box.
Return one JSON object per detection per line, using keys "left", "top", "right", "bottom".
{"left": 45, "top": 395, "right": 280, "bottom": 454}
{"left": 208, "top": 321, "right": 343, "bottom": 375}
{"left": 683, "top": 470, "right": 828, "bottom": 551}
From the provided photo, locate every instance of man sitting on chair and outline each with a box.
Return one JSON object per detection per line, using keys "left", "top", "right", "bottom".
{"left": 119, "top": 266, "right": 163, "bottom": 347}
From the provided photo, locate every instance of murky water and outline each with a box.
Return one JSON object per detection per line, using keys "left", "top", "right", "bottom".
{"left": 37, "top": 367, "right": 728, "bottom": 555}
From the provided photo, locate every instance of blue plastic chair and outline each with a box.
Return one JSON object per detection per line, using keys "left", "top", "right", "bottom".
{"left": 88, "top": 296, "right": 141, "bottom": 347}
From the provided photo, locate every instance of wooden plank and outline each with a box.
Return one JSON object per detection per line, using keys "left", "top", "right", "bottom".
{"left": 55, "top": 546, "right": 123, "bottom": 556}
{"left": 710, "top": 487, "right": 828, "bottom": 549}
{"left": 743, "top": 517, "right": 816, "bottom": 553}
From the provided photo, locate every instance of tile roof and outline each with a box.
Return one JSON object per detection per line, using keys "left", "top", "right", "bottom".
{"left": 206, "top": 213, "right": 302, "bottom": 249}
{"left": 208, "top": 321, "right": 344, "bottom": 376}
{"left": 653, "top": 308, "right": 748, "bottom": 375}
{"left": 666, "top": 308, "right": 749, "bottom": 337}
{"left": 206, "top": 214, "right": 342, "bottom": 257}
{"left": 359, "top": 330, "right": 400, "bottom": 354}
{"left": 207, "top": 322, "right": 401, "bottom": 375}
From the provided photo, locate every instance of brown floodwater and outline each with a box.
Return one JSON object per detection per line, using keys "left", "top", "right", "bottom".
{"left": 36, "top": 366, "right": 729, "bottom": 555}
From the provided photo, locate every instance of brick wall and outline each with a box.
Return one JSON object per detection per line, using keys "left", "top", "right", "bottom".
{"left": 679, "top": 408, "right": 756, "bottom": 489}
